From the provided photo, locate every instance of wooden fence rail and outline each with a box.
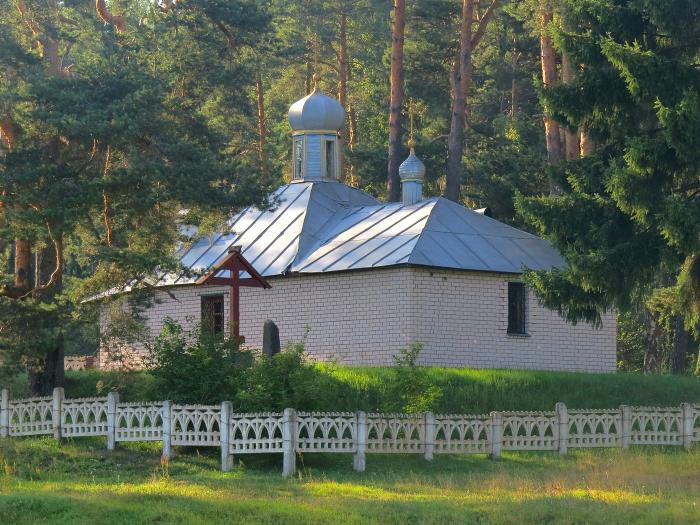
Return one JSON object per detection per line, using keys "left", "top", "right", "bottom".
{"left": 0, "top": 388, "right": 698, "bottom": 476}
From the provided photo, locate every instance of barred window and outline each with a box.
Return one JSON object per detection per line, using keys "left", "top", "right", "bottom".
{"left": 201, "top": 295, "right": 224, "bottom": 335}
{"left": 507, "top": 282, "right": 526, "bottom": 335}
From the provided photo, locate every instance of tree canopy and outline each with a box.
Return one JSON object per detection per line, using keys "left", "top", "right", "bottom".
{"left": 1, "top": 0, "right": 699, "bottom": 387}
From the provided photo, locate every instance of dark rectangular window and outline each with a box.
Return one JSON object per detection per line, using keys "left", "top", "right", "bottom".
{"left": 294, "top": 138, "right": 303, "bottom": 179}
{"left": 507, "top": 282, "right": 526, "bottom": 335}
{"left": 325, "top": 139, "right": 335, "bottom": 179}
{"left": 201, "top": 295, "right": 224, "bottom": 335}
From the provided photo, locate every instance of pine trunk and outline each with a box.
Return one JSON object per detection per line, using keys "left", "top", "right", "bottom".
{"left": 644, "top": 310, "right": 663, "bottom": 374}
{"left": 445, "top": 0, "right": 475, "bottom": 203}
{"left": 338, "top": 10, "right": 349, "bottom": 182}
{"left": 561, "top": 52, "right": 579, "bottom": 160}
{"left": 580, "top": 130, "right": 596, "bottom": 156}
{"left": 29, "top": 241, "right": 65, "bottom": 396}
{"left": 387, "top": 0, "right": 406, "bottom": 202}
{"left": 14, "top": 239, "right": 31, "bottom": 291}
{"left": 305, "top": 59, "right": 313, "bottom": 94}
{"left": 256, "top": 72, "right": 269, "bottom": 184}
{"left": 671, "top": 315, "right": 689, "bottom": 374}
{"left": 540, "top": 9, "right": 562, "bottom": 167}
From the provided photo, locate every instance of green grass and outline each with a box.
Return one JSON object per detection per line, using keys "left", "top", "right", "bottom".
{"left": 0, "top": 437, "right": 699, "bottom": 524}
{"left": 5, "top": 366, "right": 700, "bottom": 413}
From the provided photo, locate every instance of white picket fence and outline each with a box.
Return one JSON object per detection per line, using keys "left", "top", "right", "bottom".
{"left": 1, "top": 388, "right": 699, "bottom": 476}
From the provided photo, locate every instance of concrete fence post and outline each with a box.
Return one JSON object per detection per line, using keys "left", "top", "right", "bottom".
{"left": 490, "top": 411, "right": 503, "bottom": 459}
{"left": 555, "top": 402, "right": 568, "bottom": 455}
{"left": 0, "top": 389, "right": 9, "bottom": 438}
{"left": 620, "top": 405, "right": 631, "bottom": 449}
{"left": 681, "top": 403, "right": 693, "bottom": 451}
{"left": 424, "top": 411, "right": 435, "bottom": 461}
{"left": 282, "top": 408, "right": 297, "bottom": 477}
{"left": 162, "top": 400, "right": 173, "bottom": 461}
{"left": 353, "top": 411, "right": 367, "bottom": 472}
{"left": 106, "top": 391, "right": 119, "bottom": 451}
{"left": 52, "top": 387, "right": 64, "bottom": 440}
{"left": 220, "top": 401, "right": 233, "bottom": 472}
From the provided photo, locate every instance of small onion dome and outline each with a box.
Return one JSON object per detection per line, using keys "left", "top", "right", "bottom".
{"left": 399, "top": 139, "right": 426, "bottom": 181}
{"left": 288, "top": 74, "right": 345, "bottom": 132}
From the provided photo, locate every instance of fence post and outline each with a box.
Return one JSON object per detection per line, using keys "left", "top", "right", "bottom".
{"left": 353, "top": 411, "right": 366, "bottom": 472}
{"left": 620, "top": 405, "right": 631, "bottom": 449}
{"left": 0, "top": 389, "right": 9, "bottom": 438}
{"left": 282, "top": 408, "right": 297, "bottom": 477}
{"left": 162, "top": 400, "right": 173, "bottom": 461}
{"left": 681, "top": 402, "right": 693, "bottom": 451}
{"left": 52, "top": 387, "right": 64, "bottom": 440}
{"left": 106, "top": 391, "right": 119, "bottom": 451}
{"left": 555, "top": 402, "right": 568, "bottom": 455}
{"left": 424, "top": 411, "right": 435, "bottom": 461}
{"left": 490, "top": 411, "right": 503, "bottom": 459}
{"left": 220, "top": 401, "right": 233, "bottom": 472}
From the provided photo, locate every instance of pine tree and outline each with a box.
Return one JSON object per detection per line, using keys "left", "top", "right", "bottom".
{"left": 0, "top": 0, "right": 271, "bottom": 393}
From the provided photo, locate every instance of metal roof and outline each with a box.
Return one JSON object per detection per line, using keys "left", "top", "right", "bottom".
{"left": 163, "top": 181, "right": 564, "bottom": 285}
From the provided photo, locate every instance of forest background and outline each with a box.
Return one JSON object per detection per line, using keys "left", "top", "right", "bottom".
{"left": 0, "top": 0, "right": 698, "bottom": 394}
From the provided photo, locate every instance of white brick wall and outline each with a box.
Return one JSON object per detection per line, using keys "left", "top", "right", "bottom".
{"left": 100, "top": 266, "right": 617, "bottom": 373}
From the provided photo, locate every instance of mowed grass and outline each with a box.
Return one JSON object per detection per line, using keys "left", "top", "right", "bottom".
{"left": 1, "top": 437, "right": 699, "bottom": 524}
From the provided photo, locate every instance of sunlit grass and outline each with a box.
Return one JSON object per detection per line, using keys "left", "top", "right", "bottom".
{"left": 0, "top": 438, "right": 699, "bottom": 524}
{"left": 7, "top": 366, "right": 699, "bottom": 414}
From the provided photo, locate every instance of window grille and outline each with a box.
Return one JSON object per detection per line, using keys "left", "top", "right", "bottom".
{"left": 201, "top": 295, "right": 224, "bottom": 335}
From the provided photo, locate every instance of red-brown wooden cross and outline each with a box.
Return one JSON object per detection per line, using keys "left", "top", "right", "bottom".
{"left": 195, "top": 246, "right": 271, "bottom": 340}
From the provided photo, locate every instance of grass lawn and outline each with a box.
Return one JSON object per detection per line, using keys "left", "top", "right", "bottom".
{"left": 5, "top": 367, "right": 700, "bottom": 412}
{"left": 1, "top": 437, "right": 699, "bottom": 524}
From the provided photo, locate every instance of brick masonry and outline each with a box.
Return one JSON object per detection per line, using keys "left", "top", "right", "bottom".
{"left": 99, "top": 266, "right": 617, "bottom": 373}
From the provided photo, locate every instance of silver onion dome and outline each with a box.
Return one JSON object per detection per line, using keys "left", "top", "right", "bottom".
{"left": 399, "top": 140, "right": 426, "bottom": 181}
{"left": 288, "top": 74, "right": 345, "bottom": 132}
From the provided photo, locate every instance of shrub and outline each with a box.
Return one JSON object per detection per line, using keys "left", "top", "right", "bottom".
{"left": 387, "top": 343, "right": 443, "bottom": 413}
{"left": 234, "top": 342, "right": 330, "bottom": 411}
{"left": 147, "top": 319, "right": 253, "bottom": 404}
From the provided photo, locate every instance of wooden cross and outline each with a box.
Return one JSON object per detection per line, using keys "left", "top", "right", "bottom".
{"left": 196, "top": 246, "right": 271, "bottom": 340}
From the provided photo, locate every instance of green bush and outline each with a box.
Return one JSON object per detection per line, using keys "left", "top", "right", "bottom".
{"left": 147, "top": 319, "right": 253, "bottom": 404}
{"left": 234, "top": 342, "right": 357, "bottom": 411}
{"left": 386, "top": 343, "right": 443, "bottom": 412}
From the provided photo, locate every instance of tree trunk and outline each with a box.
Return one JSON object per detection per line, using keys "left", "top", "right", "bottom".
{"left": 255, "top": 72, "right": 269, "bottom": 184}
{"left": 305, "top": 58, "right": 313, "bottom": 94}
{"left": 29, "top": 343, "right": 64, "bottom": 396}
{"left": 539, "top": 9, "right": 562, "bottom": 167}
{"left": 338, "top": 10, "right": 349, "bottom": 182}
{"left": 580, "top": 130, "right": 596, "bottom": 156}
{"left": 387, "top": 0, "right": 406, "bottom": 202}
{"left": 14, "top": 239, "right": 31, "bottom": 291}
{"left": 445, "top": 0, "right": 475, "bottom": 203}
{"left": 29, "top": 241, "right": 64, "bottom": 396}
{"left": 671, "top": 314, "right": 689, "bottom": 374}
{"left": 644, "top": 310, "right": 662, "bottom": 374}
{"left": 561, "top": 52, "right": 579, "bottom": 160}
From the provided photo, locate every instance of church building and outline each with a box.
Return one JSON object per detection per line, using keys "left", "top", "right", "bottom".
{"left": 98, "top": 78, "right": 616, "bottom": 373}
